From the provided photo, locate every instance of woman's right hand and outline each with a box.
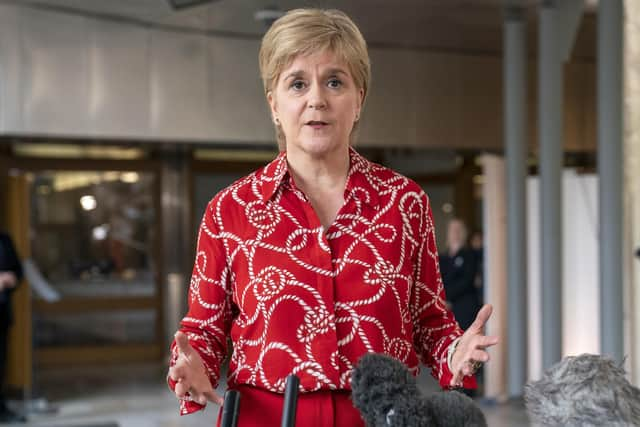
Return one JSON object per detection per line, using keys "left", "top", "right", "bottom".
{"left": 168, "top": 331, "right": 224, "bottom": 406}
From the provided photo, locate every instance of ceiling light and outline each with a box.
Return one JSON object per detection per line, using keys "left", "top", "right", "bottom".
{"left": 120, "top": 172, "right": 140, "bottom": 184}
{"left": 92, "top": 224, "right": 109, "bottom": 241}
{"left": 80, "top": 195, "right": 97, "bottom": 211}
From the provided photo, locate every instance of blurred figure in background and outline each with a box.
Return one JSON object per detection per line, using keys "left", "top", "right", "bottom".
{"left": 440, "top": 219, "right": 481, "bottom": 331}
{"left": 439, "top": 219, "right": 483, "bottom": 398}
{"left": 0, "top": 231, "right": 25, "bottom": 423}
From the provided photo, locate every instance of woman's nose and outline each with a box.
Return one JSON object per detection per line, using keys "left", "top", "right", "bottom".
{"left": 307, "top": 84, "right": 327, "bottom": 110}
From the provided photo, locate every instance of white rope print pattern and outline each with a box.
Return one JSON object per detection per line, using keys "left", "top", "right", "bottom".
{"left": 177, "top": 148, "right": 462, "bottom": 399}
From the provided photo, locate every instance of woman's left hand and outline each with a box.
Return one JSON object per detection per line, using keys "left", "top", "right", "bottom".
{"left": 449, "top": 304, "right": 499, "bottom": 387}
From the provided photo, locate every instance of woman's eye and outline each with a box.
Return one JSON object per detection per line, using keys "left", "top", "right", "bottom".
{"left": 328, "top": 78, "right": 342, "bottom": 88}
{"left": 290, "top": 80, "right": 306, "bottom": 90}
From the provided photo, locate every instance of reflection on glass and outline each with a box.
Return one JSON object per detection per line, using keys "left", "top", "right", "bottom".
{"left": 30, "top": 170, "right": 157, "bottom": 348}
{"left": 31, "top": 170, "right": 155, "bottom": 289}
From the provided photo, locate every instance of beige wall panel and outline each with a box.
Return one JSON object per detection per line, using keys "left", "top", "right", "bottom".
{"left": 459, "top": 55, "right": 503, "bottom": 150}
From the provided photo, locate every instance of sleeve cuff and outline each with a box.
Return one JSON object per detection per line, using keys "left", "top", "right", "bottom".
{"left": 446, "top": 337, "right": 462, "bottom": 370}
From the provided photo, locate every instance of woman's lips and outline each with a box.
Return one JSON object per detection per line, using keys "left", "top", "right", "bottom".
{"left": 306, "top": 120, "right": 329, "bottom": 129}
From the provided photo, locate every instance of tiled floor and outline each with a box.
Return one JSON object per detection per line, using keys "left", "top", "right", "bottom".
{"left": 5, "top": 363, "right": 531, "bottom": 426}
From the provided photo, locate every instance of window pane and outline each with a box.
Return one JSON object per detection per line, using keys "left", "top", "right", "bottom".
{"left": 30, "top": 170, "right": 157, "bottom": 297}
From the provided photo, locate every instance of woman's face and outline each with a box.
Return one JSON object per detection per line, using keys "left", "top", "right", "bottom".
{"left": 447, "top": 220, "right": 466, "bottom": 248}
{"left": 268, "top": 50, "right": 364, "bottom": 157}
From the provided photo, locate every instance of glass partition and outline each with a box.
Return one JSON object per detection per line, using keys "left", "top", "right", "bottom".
{"left": 29, "top": 170, "right": 158, "bottom": 350}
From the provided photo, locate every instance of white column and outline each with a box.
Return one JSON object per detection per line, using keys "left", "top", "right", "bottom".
{"left": 481, "top": 154, "right": 508, "bottom": 399}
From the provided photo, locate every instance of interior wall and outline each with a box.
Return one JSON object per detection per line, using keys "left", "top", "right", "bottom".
{"left": 0, "top": 3, "right": 596, "bottom": 151}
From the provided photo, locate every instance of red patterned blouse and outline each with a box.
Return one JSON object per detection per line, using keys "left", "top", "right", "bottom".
{"left": 169, "top": 148, "right": 473, "bottom": 414}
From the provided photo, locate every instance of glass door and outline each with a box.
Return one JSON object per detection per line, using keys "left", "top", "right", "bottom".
{"left": 23, "top": 163, "right": 162, "bottom": 366}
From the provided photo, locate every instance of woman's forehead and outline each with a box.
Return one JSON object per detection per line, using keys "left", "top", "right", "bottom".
{"left": 280, "top": 49, "right": 351, "bottom": 76}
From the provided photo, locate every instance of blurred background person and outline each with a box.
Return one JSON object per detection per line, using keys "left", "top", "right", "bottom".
{"left": 0, "top": 231, "right": 25, "bottom": 423}
{"left": 440, "top": 219, "right": 481, "bottom": 331}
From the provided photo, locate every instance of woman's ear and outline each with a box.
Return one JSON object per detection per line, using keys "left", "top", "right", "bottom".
{"left": 356, "top": 88, "right": 365, "bottom": 120}
{"left": 267, "top": 91, "right": 278, "bottom": 124}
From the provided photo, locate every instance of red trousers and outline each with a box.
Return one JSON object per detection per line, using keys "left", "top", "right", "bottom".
{"left": 215, "top": 385, "right": 365, "bottom": 427}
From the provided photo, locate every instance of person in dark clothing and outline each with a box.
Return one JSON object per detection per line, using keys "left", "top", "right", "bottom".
{"left": 0, "top": 231, "right": 25, "bottom": 423}
{"left": 439, "top": 219, "right": 483, "bottom": 398}
{"left": 439, "top": 219, "right": 480, "bottom": 331}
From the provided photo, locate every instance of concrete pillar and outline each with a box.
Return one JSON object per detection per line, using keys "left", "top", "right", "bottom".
{"left": 504, "top": 5, "right": 528, "bottom": 396}
{"left": 597, "top": 0, "right": 624, "bottom": 362}
{"left": 539, "top": 1, "right": 564, "bottom": 370}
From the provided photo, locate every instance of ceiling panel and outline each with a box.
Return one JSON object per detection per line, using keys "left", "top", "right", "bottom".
{"left": 3, "top": 0, "right": 595, "bottom": 59}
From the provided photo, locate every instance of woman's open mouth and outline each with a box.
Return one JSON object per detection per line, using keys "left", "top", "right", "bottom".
{"left": 306, "top": 120, "right": 329, "bottom": 129}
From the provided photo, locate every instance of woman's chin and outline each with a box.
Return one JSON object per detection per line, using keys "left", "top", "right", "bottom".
{"left": 292, "top": 138, "right": 347, "bottom": 157}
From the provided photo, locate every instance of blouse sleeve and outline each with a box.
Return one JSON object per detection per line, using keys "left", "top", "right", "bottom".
{"left": 409, "top": 192, "right": 476, "bottom": 389}
{"left": 167, "top": 200, "right": 234, "bottom": 415}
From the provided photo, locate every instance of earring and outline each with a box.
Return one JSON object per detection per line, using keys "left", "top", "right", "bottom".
{"left": 274, "top": 117, "right": 280, "bottom": 125}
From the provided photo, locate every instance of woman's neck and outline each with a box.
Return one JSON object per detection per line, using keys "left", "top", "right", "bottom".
{"left": 286, "top": 145, "right": 350, "bottom": 195}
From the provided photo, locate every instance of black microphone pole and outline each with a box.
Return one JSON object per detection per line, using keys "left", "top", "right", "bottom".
{"left": 220, "top": 389, "right": 241, "bottom": 427}
{"left": 281, "top": 374, "right": 300, "bottom": 427}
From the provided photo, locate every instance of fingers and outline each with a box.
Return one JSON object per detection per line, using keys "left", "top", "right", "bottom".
{"left": 461, "top": 363, "right": 473, "bottom": 376}
{"left": 191, "top": 391, "right": 208, "bottom": 405}
{"left": 175, "top": 331, "right": 192, "bottom": 357}
{"left": 450, "top": 370, "right": 464, "bottom": 387}
{"left": 174, "top": 379, "right": 190, "bottom": 399}
{"left": 204, "top": 390, "right": 224, "bottom": 406}
{"left": 448, "top": 304, "right": 499, "bottom": 388}
{"left": 168, "top": 365, "right": 186, "bottom": 383}
{"left": 449, "top": 337, "right": 496, "bottom": 387}
{"left": 470, "top": 349, "right": 490, "bottom": 363}
{"left": 173, "top": 379, "right": 221, "bottom": 406}
{"left": 468, "top": 304, "right": 493, "bottom": 333}
{"left": 476, "top": 335, "right": 499, "bottom": 348}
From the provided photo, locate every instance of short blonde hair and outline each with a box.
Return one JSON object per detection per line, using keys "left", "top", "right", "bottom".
{"left": 259, "top": 9, "right": 371, "bottom": 149}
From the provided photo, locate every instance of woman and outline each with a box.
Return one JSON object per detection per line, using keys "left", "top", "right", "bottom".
{"left": 168, "top": 9, "right": 498, "bottom": 426}
{"left": 440, "top": 218, "right": 481, "bottom": 331}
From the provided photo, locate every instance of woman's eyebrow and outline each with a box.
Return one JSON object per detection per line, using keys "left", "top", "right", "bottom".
{"left": 283, "top": 70, "right": 306, "bottom": 81}
{"left": 324, "top": 68, "right": 349, "bottom": 77}
{"left": 283, "top": 67, "right": 349, "bottom": 81}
